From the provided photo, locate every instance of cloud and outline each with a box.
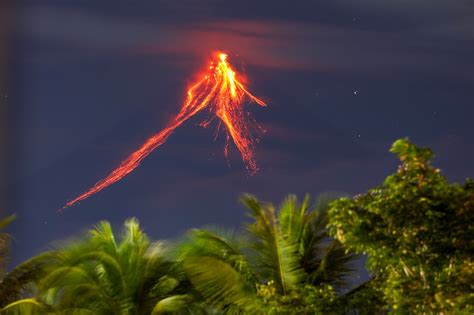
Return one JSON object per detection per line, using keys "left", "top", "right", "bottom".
{"left": 420, "top": 17, "right": 474, "bottom": 40}
{"left": 15, "top": 6, "right": 172, "bottom": 50}
{"left": 341, "top": 0, "right": 473, "bottom": 16}
{"left": 14, "top": 5, "right": 474, "bottom": 77}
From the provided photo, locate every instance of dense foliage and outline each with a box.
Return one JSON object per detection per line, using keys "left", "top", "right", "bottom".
{"left": 1, "top": 138, "right": 472, "bottom": 314}
{"left": 0, "top": 219, "right": 203, "bottom": 314}
{"left": 179, "top": 194, "right": 358, "bottom": 313}
{"left": 328, "top": 139, "right": 474, "bottom": 313}
{"left": 0, "top": 196, "right": 361, "bottom": 314}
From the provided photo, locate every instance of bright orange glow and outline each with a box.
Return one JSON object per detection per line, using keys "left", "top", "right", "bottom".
{"left": 61, "top": 52, "right": 266, "bottom": 210}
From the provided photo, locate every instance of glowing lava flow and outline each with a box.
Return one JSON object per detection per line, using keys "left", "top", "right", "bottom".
{"left": 61, "top": 52, "right": 266, "bottom": 210}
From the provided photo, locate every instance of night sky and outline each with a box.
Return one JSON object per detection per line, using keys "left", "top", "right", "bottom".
{"left": 4, "top": 0, "right": 474, "bottom": 280}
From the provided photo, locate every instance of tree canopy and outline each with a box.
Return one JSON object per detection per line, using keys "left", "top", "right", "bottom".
{"left": 1, "top": 218, "right": 202, "bottom": 314}
{"left": 328, "top": 138, "right": 474, "bottom": 313}
{"left": 1, "top": 138, "right": 473, "bottom": 313}
{"left": 179, "top": 194, "right": 359, "bottom": 313}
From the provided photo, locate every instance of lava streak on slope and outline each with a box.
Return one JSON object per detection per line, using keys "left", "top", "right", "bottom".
{"left": 61, "top": 52, "right": 266, "bottom": 210}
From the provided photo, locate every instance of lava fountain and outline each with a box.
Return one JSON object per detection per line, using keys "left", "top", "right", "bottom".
{"left": 61, "top": 52, "right": 266, "bottom": 210}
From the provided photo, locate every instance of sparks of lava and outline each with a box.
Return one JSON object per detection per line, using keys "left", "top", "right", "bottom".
{"left": 61, "top": 52, "right": 266, "bottom": 210}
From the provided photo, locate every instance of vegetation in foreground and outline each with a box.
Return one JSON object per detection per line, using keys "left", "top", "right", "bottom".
{"left": 0, "top": 139, "right": 472, "bottom": 314}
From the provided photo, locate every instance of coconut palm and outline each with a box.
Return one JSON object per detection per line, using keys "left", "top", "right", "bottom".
{"left": 1, "top": 218, "right": 204, "bottom": 314}
{"left": 179, "top": 194, "right": 358, "bottom": 314}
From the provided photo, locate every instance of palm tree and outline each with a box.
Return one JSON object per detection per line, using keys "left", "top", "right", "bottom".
{"left": 179, "top": 194, "right": 358, "bottom": 314}
{"left": 1, "top": 218, "right": 204, "bottom": 314}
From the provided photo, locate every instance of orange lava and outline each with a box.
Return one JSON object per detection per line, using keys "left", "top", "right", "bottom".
{"left": 61, "top": 52, "right": 266, "bottom": 210}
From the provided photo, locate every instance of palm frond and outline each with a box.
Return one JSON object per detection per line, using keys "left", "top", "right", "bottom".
{"left": 149, "top": 276, "right": 179, "bottom": 298}
{"left": 183, "top": 256, "right": 256, "bottom": 311}
{"left": 5, "top": 218, "right": 194, "bottom": 314}
{"left": 0, "top": 252, "right": 55, "bottom": 307}
{"left": 278, "top": 194, "right": 308, "bottom": 242}
{"left": 88, "top": 221, "right": 117, "bottom": 253}
{"left": 299, "top": 210, "right": 326, "bottom": 274}
{"left": 0, "top": 214, "right": 15, "bottom": 230}
{"left": 151, "top": 294, "right": 193, "bottom": 314}
{"left": 242, "top": 194, "right": 304, "bottom": 294}
{"left": 310, "top": 240, "right": 358, "bottom": 289}
{"left": 1, "top": 298, "right": 51, "bottom": 315}
{"left": 179, "top": 228, "right": 255, "bottom": 284}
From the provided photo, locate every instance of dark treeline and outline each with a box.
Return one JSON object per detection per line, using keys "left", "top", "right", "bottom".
{"left": 0, "top": 139, "right": 472, "bottom": 314}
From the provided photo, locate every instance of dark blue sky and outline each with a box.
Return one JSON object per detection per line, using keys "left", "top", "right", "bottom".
{"left": 4, "top": 0, "right": 474, "bottom": 279}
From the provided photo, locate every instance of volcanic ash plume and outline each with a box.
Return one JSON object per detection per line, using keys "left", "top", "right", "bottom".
{"left": 62, "top": 52, "right": 266, "bottom": 210}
